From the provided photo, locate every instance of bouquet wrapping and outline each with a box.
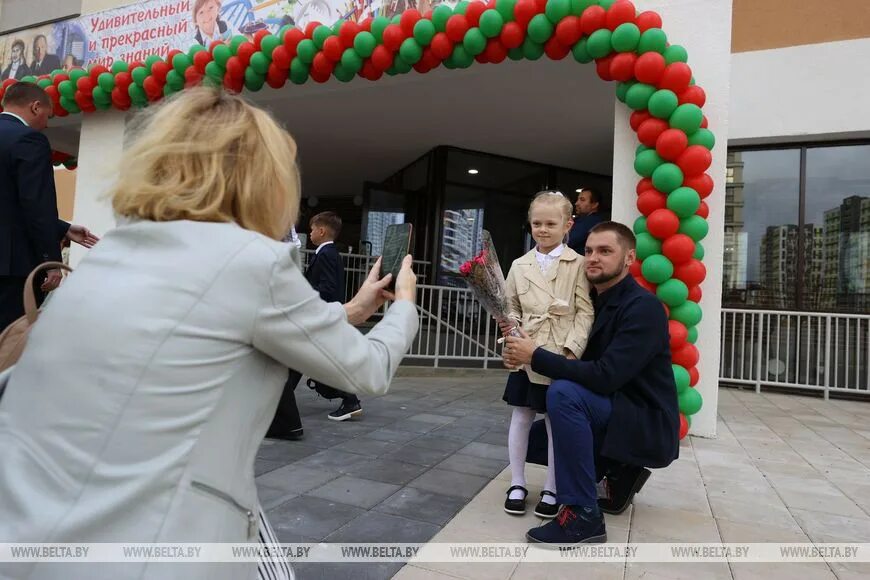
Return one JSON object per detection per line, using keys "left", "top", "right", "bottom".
{"left": 458, "top": 230, "right": 520, "bottom": 338}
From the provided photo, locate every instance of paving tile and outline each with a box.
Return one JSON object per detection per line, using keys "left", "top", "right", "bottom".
{"left": 346, "top": 458, "right": 431, "bottom": 486}
{"left": 789, "top": 508, "right": 870, "bottom": 543}
{"left": 730, "top": 562, "right": 836, "bottom": 580}
{"left": 306, "top": 475, "right": 401, "bottom": 509}
{"left": 256, "top": 464, "right": 341, "bottom": 497}
{"left": 291, "top": 562, "right": 405, "bottom": 580}
{"left": 510, "top": 561, "right": 624, "bottom": 580}
{"left": 436, "top": 454, "right": 509, "bottom": 479}
{"left": 326, "top": 511, "right": 440, "bottom": 544}
{"left": 624, "top": 562, "right": 732, "bottom": 580}
{"left": 407, "top": 468, "right": 491, "bottom": 499}
{"left": 367, "top": 428, "right": 424, "bottom": 444}
{"left": 392, "top": 419, "right": 445, "bottom": 434}
{"left": 266, "top": 496, "right": 365, "bottom": 541}
{"left": 389, "top": 444, "right": 455, "bottom": 467}
{"left": 330, "top": 436, "right": 403, "bottom": 457}
{"left": 294, "top": 449, "right": 371, "bottom": 474}
{"left": 392, "top": 564, "right": 466, "bottom": 579}
{"left": 408, "top": 413, "right": 459, "bottom": 425}
{"left": 374, "top": 487, "right": 467, "bottom": 526}
{"left": 411, "top": 434, "right": 474, "bottom": 453}
{"left": 456, "top": 442, "right": 509, "bottom": 461}
{"left": 255, "top": 459, "right": 285, "bottom": 477}
{"left": 257, "top": 439, "right": 321, "bottom": 463}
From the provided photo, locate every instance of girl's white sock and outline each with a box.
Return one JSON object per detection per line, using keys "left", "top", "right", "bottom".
{"left": 542, "top": 414, "right": 557, "bottom": 504}
{"left": 508, "top": 406, "right": 536, "bottom": 500}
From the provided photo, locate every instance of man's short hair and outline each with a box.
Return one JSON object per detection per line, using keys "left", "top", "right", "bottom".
{"left": 310, "top": 211, "right": 342, "bottom": 237}
{"left": 33, "top": 34, "right": 47, "bottom": 47}
{"left": 1, "top": 82, "right": 50, "bottom": 108}
{"left": 589, "top": 221, "right": 636, "bottom": 251}
{"left": 580, "top": 188, "right": 601, "bottom": 205}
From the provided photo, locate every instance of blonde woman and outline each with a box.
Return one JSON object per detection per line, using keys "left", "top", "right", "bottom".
{"left": 0, "top": 88, "right": 418, "bottom": 580}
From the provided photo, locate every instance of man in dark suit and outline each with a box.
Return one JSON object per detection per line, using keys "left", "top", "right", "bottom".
{"left": 0, "top": 82, "right": 99, "bottom": 332}
{"left": 567, "top": 188, "right": 605, "bottom": 255}
{"left": 504, "top": 221, "right": 679, "bottom": 545}
{"left": 30, "top": 36, "right": 62, "bottom": 77}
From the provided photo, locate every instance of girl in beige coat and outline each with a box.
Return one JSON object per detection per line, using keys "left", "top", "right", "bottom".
{"left": 501, "top": 192, "right": 594, "bottom": 518}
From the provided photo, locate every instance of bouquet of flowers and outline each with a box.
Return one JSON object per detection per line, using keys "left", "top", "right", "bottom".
{"left": 458, "top": 230, "right": 520, "bottom": 338}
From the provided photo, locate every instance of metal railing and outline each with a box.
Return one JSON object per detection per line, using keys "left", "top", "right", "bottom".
{"left": 720, "top": 308, "right": 869, "bottom": 398}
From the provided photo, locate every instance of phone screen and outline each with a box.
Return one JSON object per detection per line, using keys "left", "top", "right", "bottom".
{"left": 380, "top": 223, "right": 412, "bottom": 289}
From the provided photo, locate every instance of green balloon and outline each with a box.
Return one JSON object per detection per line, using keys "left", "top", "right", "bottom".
{"left": 58, "top": 80, "right": 75, "bottom": 99}
{"left": 261, "top": 34, "right": 281, "bottom": 57}
{"left": 145, "top": 55, "right": 161, "bottom": 70}
{"left": 657, "top": 279, "right": 689, "bottom": 307}
{"left": 333, "top": 64, "right": 355, "bottom": 82}
{"left": 290, "top": 58, "right": 309, "bottom": 84}
{"left": 636, "top": 233, "right": 662, "bottom": 260}
{"left": 521, "top": 38, "right": 544, "bottom": 60}
{"left": 679, "top": 215, "right": 709, "bottom": 241}
{"left": 372, "top": 16, "right": 391, "bottom": 41}
{"left": 508, "top": 47, "right": 524, "bottom": 61}
{"left": 212, "top": 44, "right": 231, "bottom": 67}
{"left": 479, "top": 10, "right": 504, "bottom": 38}
{"left": 313, "top": 25, "right": 332, "bottom": 49}
{"left": 37, "top": 78, "right": 52, "bottom": 88}
{"left": 69, "top": 68, "right": 88, "bottom": 83}
{"left": 670, "top": 300, "right": 702, "bottom": 327}
{"left": 688, "top": 128, "right": 715, "bottom": 150}
{"left": 244, "top": 68, "right": 265, "bottom": 91}
{"left": 570, "top": 0, "right": 596, "bottom": 15}
{"left": 204, "top": 61, "right": 224, "bottom": 86}
{"left": 59, "top": 96, "right": 79, "bottom": 113}
{"left": 127, "top": 83, "right": 146, "bottom": 103}
{"left": 545, "top": 0, "right": 571, "bottom": 24}
{"left": 20, "top": 75, "right": 37, "bottom": 84}
{"left": 94, "top": 98, "right": 111, "bottom": 110}
{"left": 414, "top": 19, "right": 436, "bottom": 44}
{"left": 95, "top": 74, "right": 114, "bottom": 94}
{"left": 652, "top": 163, "right": 684, "bottom": 194}
{"left": 673, "top": 364, "right": 690, "bottom": 394}
{"left": 633, "top": 216, "right": 648, "bottom": 234}
{"left": 615, "top": 81, "right": 634, "bottom": 103}
{"left": 693, "top": 242, "right": 705, "bottom": 260}
{"left": 637, "top": 28, "right": 667, "bottom": 54}
{"left": 636, "top": 144, "right": 651, "bottom": 155}
{"left": 670, "top": 104, "right": 703, "bottom": 135}
{"left": 678, "top": 388, "right": 702, "bottom": 415}
{"left": 432, "top": 5, "right": 453, "bottom": 31}
{"left": 463, "top": 28, "right": 486, "bottom": 56}
{"left": 297, "top": 39, "right": 317, "bottom": 63}
{"left": 341, "top": 49, "right": 363, "bottom": 73}
{"left": 586, "top": 28, "right": 612, "bottom": 59}
{"left": 230, "top": 35, "right": 248, "bottom": 53}
{"left": 454, "top": 1, "right": 469, "bottom": 14}
{"left": 165, "top": 70, "right": 184, "bottom": 90}
{"left": 527, "top": 14, "right": 554, "bottom": 44}
{"left": 598, "top": 0, "right": 617, "bottom": 7}
{"left": 91, "top": 86, "right": 110, "bottom": 105}
{"left": 611, "top": 23, "right": 640, "bottom": 52}
{"left": 394, "top": 55, "right": 413, "bottom": 73}
{"left": 391, "top": 14, "right": 402, "bottom": 24}
{"left": 188, "top": 44, "right": 206, "bottom": 59}
{"left": 664, "top": 44, "right": 689, "bottom": 64}
{"left": 642, "top": 254, "right": 674, "bottom": 285}
{"left": 572, "top": 38, "right": 592, "bottom": 63}
{"left": 667, "top": 187, "right": 701, "bottom": 218}
{"left": 172, "top": 53, "right": 192, "bottom": 75}
{"left": 496, "top": 0, "right": 516, "bottom": 22}
{"left": 353, "top": 32, "right": 376, "bottom": 58}
{"left": 687, "top": 326, "right": 698, "bottom": 343}
{"left": 686, "top": 413, "right": 693, "bottom": 426}
{"left": 131, "top": 66, "right": 148, "bottom": 86}
{"left": 400, "top": 38, "right": 423, "bottom": 64}
{"left": 332, "top": 21, "right": 344, "bottom": 35}
{"left": 648, "top": 89, "right": 678, "bottom": 119}
{"left": 625, "top": 83, "right": 656, "bottom": 111}
{"left": 634, "top": 149, "right": 664, "bottom": 178}
{"left": 249, "top": 52, "right": 269, "bottom": 75}
{"left": 111, "top": 60, "right": 129, "bottom": 74}
{"left": 451, "top": 45, "right": 473, "bottom": 68}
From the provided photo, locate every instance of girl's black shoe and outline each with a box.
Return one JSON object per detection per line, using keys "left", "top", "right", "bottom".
{"left": 503, "top": 485, "right": 528, "bottom": 515}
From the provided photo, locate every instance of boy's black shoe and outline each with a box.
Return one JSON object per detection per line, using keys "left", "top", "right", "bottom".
{"left": 328, "top": 400, "right": 362, "bottom": 421}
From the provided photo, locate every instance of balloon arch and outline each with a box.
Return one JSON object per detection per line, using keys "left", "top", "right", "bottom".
{"left": 1, "top": 0, "right": 711, "bottom": 438}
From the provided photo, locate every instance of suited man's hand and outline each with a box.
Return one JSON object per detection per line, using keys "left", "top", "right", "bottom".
{"left": 503, "top": 328, "right": 537, "bottom": 367}
{"left": 66, "top": 224, "right": 100, "bottom": 248}
{"left": 41, "top": 269, "right": 62, "bottom": 292}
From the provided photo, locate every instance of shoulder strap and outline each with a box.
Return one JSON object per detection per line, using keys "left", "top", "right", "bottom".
{"left": 23, "top": 262, "right": 73, "bottom": 324}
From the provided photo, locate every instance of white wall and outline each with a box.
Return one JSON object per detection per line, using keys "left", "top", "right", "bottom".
{"left": 0, "top": 0, "right": 80, "bottom": 33}
{"left": 611, "top": 0, "right": 732, "bottom": 438}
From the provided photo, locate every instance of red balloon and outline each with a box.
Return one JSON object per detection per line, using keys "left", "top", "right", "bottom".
{"left": 485, "top": 39, "right": 508, "bottom": 63}
{"left": 499, "top": 22, "right": 524, "bottom": 49}
{"left": 672, "top": 343, "right": 699, "bottom": 369}
{"left": 358, "top": 17, "right": 373, "bottom": 32}
{"left": 629, "top": 259, "right": 643, "bottom": 278}
{"left": 88, "top": 64, "right": 108, "bottom": 82}
{"left": 646, "top": 209, "right": 680, "bottom": 239}
{"left": 360, "top": 60, "right": 383, "bottom": 81}
{"left": 636, "top": 10, "right": 663, "bottom": 32}
{"left": 142, "top": 76, "right": 161, "bottom": 99}
{"left": 662, "top": 234, "right": 695, "bottom": 264}
{"left": 110, "top": 87, "right": 131, "bottom": 110}
{"left": 445, "top": 15, "right": 469, "bottom": 43}
{"left": 534, "top": 0, "right": 548, "bottom": 12}
{"left": 310, "top": 67, "right": 331, "bottom": 83}
{"left": 609, "top": 52, "right": 636, "bottom": 81}
{"left": 311, "top": 52, "right": 334, "bottom": 77}
{"left": 679, "top": 414, "right": 689, "bottom": 439}
{"left": 304, "top": 21, "right": 321, "bottom": 38}
{"left": 595, "top": 55, "right": 615, "bottom": 81}
{"left": 464, "top": 2, "right": 487, "bottom": 27}
{"left": 555, "top": 16, "right": 582, "bottom": 47}
{"left": 266, "top": 63, "right": 286, "bottom": 88}
{"left": 184, "top": 67, "right": 202, "bottom": 87}
{"left": 669, "top": 320, "right": 688, "bottom": 350}
{"left": 430, "top": 33, "right": 453, "bottom": 59}
{"left": 678, "top": 85, "right": 706, "bottom": 107}
{"left": 339, "top": 21, "right": 361, "bottom": 48}
{"left": 208, "top": 40, "right": 224, "bottom": 52}
{"left": 322, "top": 36, "right": 343, "bottom": 62}
{"left": 605, "top": 0, "right": 636, "bottom": 30}
{"left": 76, "top": 77, "right": 94, "bottom": 93}
{"left": 637, "top": 117, "right": 669, "bottom": 147}
{"left": 545, "top": 37, "right": 570, "bottom": 60}
{"left": 283, "top": 28, "right": 306, "bottom": 53}
{"left": 688, "top": 366, "right": 699, "bottom": 386}
{"left": 474, "top": 52, "right": 489, "bottom": 65}
{"left": 225, "top": 56, "right": 245, "bottom": 80}
{"left": 637, "top": 189, "right": 667, "bottom": 216}
{"left": 193, "top": 50, "right": 212, "bottom": 73}
{"left": 415, "top": 59, "right": 434, "bottom": 72}
{"left": 677, "top": 145, "right": 713, "bottom": 177}
{"left": 655, "top": 128, "right": 688, "bottom": 161}
{"left": 636, "top": 177, "right": 654, "bottom": 194}
{"left": 688, "top": 285, "right": 702, "bottom": 303}
{"left": 580, "top": 5, "right": 607, "bottom": 35}
{"left": 514, "top": 0, "right": 539, "bottom": 28}
{"left": 400, "top": 9, "right": 422, "bottom": 36}
{"left": 636, "top": 277, "right": 657, "bottom": 294}
{"left": 683, "top": 173, "right": 714, "bottom": 198}
{"left": 634, "top": 51, "right": 665, "bottom": 84}
{"left": 371, "top": 45, "right": 394, "bottom": 71}
{"left": 151, "top": 61, "right": 171, "bottom": 83}
{"left": 237, "top": 41, "right": 256, "bottom": 65}
{"left": 44, "top": 85, "right": 59, "bottom": 100}
{"left": 421, "top": 47, "right": 443, "bottom": 68}
{"left": 696, "top": 201, "right": 709, "bottom": 219}
{"left": 674, "top": 259, "right": 706, "bottom": 287}
{"left": 272, "top": 45, "right": 291, "bottom": 70}
{"left": 629, "top": 110, "right": 651, "bottom": 132}
{"left": 383, "top": 24, "right": 406, "bottom": 51}
{"left": 663, "top": 303, "right": 670, "bottom": 318}
{"left": 254, "top": 29, "right": 270, "bottom": 48}
{"left": 659, "top": 62, "right": 691, "bottom": 93}
{"left": 701, "top": 115, "right": 709, "bottom": 129}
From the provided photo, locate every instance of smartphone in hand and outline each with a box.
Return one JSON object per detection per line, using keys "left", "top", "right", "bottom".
{"left": 380, "top": 223, "right": 412, "bottom": 290}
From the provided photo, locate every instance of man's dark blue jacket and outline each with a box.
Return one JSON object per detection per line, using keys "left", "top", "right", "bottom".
{"left": 531, "top": 274, "right": 680, "bottom": 468}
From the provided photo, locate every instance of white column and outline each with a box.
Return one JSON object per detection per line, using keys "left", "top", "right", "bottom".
{"left": 611, "top": 0, "right": 732, "bottom": 438}
{"left": 69, "top": 111, "right": 127, "bottom": 266}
